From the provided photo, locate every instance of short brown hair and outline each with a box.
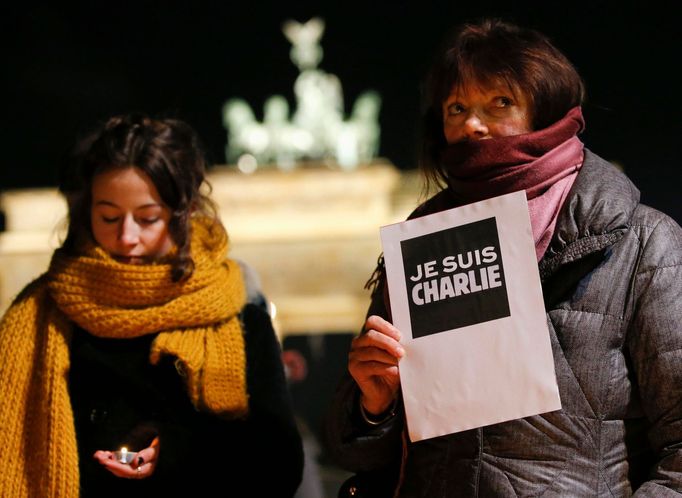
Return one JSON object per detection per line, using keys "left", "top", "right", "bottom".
{"left": 420, "top": 18, "right": 585, "bottom": 187}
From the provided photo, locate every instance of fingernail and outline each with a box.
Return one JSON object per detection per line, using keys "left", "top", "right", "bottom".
{"left": 397, "top": 347, "right": 405, "bottom": 357}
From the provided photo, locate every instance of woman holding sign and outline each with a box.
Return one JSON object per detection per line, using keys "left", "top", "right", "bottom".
{"left": 325, "top": 18, "right": 682, "bottom": 497}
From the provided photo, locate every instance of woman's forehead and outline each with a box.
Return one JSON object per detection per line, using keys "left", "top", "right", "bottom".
{"left": 446, "top": 77, "right": 523, "bottom": 99}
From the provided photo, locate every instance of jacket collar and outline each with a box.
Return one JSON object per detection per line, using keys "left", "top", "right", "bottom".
{"left": 539, "top": 149, "right": 640, "bottom": 280}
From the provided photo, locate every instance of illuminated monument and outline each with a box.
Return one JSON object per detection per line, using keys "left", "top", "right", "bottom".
{"left": 222, "top": 17, "right": 381, "bottom": 172}
{"left": 0, "top": 19, "right": 421, "bottom": 339}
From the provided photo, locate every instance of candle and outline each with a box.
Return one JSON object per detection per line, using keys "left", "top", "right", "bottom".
{"left": 119, "top": 447, "right": 128, "bottom": 463}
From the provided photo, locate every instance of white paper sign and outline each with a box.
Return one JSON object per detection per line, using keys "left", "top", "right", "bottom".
{"left": 380, "top": 190, "right": 561, "bottom": 442}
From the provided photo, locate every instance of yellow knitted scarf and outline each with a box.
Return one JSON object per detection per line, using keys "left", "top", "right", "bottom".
{"left": 0, "top": 218, "right": 247, "bottom": 498}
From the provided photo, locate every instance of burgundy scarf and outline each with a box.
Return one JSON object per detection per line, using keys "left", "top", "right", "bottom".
{"left": 440, "top": 106, "right": 585, "bottom": 260}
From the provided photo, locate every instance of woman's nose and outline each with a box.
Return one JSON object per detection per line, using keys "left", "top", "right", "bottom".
{"left": 118, "top": 216, "right": 140, "bottom": 245}
{"left": 463, "top": 113, "right": 488, "bottom": 139}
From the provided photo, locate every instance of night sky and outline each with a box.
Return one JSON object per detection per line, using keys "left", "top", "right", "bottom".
{"left": 4, "top": 1, "right": 680, "bottom": 223}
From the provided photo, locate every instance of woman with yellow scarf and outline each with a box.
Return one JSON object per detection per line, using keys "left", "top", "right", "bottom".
{"left": 0, "top": 114, "right": 304, "bottom": 497}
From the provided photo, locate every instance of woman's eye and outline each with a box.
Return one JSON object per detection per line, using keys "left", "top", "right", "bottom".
{"left": 447, "top": 103, "right": 465, "bottom": 115}
{"left": 494, "top": 96, "right": 513, "bottom": 108}
{"left": 102, "top": 216, "right": 119, "bottom": 223}
{"left": 139, "top": 218, "right": 160, "bottom": 225}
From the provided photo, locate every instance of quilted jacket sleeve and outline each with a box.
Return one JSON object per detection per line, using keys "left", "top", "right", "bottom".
{"left": 627, "top": 210, "right": 682, "bottom": 495}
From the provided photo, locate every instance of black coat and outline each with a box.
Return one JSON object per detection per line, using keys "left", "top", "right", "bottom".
{"left": 70, "top": 302, "right": 304, "bottom": 497}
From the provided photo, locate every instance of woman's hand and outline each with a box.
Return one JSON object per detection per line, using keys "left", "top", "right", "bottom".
{"left": 349, "top": 315, "right": 405, "bottom": 416}
{"left": 93, "top": 436, "right": 160, "bottom": 479}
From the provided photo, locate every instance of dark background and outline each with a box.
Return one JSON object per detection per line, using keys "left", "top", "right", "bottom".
{"left": 3, "top": 1, "right": 680, "bottom": 223}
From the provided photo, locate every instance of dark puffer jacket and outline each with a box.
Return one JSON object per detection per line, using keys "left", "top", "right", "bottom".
{"left": 324, "top": 150, "right": 682, "bottom": 497}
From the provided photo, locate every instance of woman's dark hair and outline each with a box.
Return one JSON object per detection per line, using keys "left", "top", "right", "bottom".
{"left": 420, "top": 18, "right": 585, "bottom": 188}
{"left": 59, "top": 113, "right": 219, "bottom": 281}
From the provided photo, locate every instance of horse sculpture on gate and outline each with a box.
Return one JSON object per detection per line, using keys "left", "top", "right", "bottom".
{"left": 222, "top": 17, "right": 381, "bottom": 172}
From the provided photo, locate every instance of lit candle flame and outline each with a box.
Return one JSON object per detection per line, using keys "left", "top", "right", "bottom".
{"left": 119, "top": 446, "right": 128, "bottom": 463}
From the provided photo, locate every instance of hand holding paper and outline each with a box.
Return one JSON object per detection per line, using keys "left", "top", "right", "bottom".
{"left": 349, "top": 315, "right": 405, "bottom": 415}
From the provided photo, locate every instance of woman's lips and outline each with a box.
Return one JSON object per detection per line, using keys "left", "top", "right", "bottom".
{"left": 113, "top": 255, "right": 145, "bottom": 264}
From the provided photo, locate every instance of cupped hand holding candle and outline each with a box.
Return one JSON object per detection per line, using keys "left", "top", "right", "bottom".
{"left": 93, "top": 437, "right": 159, "bottom": 480}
